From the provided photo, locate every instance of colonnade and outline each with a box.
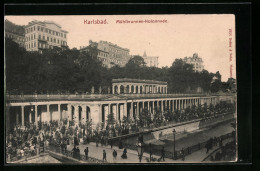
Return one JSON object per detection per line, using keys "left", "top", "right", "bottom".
{"left": 112, "top": 84, "right": 168, "bottom": 94}
{"left": 6, "top": 96, "right": 218, "bottom": 129}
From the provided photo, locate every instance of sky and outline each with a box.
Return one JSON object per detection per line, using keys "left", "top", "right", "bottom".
{"left": 5, "top": 15, "right": 236, "bottom": 81}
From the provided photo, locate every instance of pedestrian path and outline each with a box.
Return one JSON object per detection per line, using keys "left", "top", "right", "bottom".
{"left": 67, "top": 142, "right": 173, "bottom": 163}
{"left": 66, "top": 138, "right": 233, "bottom": 163}
{"left": 175, "top": 138, "right": 234, "bottom": 163}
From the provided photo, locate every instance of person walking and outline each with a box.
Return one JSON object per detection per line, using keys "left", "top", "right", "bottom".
{"left": 103, "top": 150, "right": 107, "bottom": 162}
{"left": 181, "top": 148, "right": 185, "bottom": 161}
{"left": 113, "top": 149, "right": 117, "bottom": 161}
{"left": 84, "top": 147, "right": 89, "bottom": 160}
{"left": 76, "top": 147, "right": 80, "bottom": 160}
{"left": 110, "top": 140, "right": 113, "bottom": 149}
{"left": 72, "top": 145, "right": 77, "bottom": 158}
{"left": 121, "top": 148, "right": 127, "bottom": 159}
{"left": 160, "top": 146, "right": 165, "bottom": 162}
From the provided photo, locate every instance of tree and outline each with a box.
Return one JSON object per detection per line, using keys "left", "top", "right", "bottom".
{"left": 106, "top": 113, "right": 116, "bottom": 126}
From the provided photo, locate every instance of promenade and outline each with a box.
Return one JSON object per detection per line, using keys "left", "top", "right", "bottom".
{"left": 65, "top": 137, "right": 233, "bottom": 163}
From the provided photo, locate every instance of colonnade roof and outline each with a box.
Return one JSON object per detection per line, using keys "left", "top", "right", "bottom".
{"left": 112, "top": 78, "right": 167, "bottom": 85}
{"left": 6, "top": 94, "right": 219, "bottom": 103}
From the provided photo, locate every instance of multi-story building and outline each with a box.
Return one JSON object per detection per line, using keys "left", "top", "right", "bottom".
{"left": 183, "top": 53, "right": 204, "bottom": 72}
{"left": 24, "top": 20, "right": 68, "bottom": 53}
{"left": 80, "top": 40, "right": 131, "bottom": 68}
{"left": 142, "top": 51, "right": 159, "bottom": 67}
{"left": 5, "top": 19, "right": 25, "bottom": 48}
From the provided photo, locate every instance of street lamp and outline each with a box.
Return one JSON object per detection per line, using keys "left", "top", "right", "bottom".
{"left": 173, "top": 129, "right": 176, "bottom": 160}
{"left": 149, "top": 143, "right": 152, "bottom": 162}
{"left": 137, "top": 142, "right": 144, "bottom": 162}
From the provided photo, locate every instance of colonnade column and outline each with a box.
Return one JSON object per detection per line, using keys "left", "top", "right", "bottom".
{"left": 35, "top": 105, "right": 38, "bottom": 127}
{"left": 124, "top": 103, "right": 127, "bottom": 117}
{"left": 99, "top": 104, "right": 102, "bottom": 123}
{"left": 147, "top": 101, "right": 150, "bottom": 113}
{"left": 137, "top": 102, "right": 140, "bottom": 118}
{"left": 115, "top": 103, "right": 118, "bottom": 121}
{"left": 46, "top": 104, "right": 50, "bottom": 122}
{"left": 172, "top": 100, "right": 174, "bottom": 112}
{"left": 161, "top": 100, "right": 163, "bottom": 113}
{"left": 67, "top": 104, "right": 71, "bottom": 121}
{"left": 82, "top": 105, "right": 86, "bottom": 124}
{"left": 130, "top": 102, "right": 133, "bottom": 119}
{"left": 16, "top": 112, "right": 19, "bottom": 125}
{"left": 153, "top": 101, "right": 156, "bottom": 114}
{"left": 58, "top": 104, "right": 61, "bottom": 121}
{"left": 74, "top": 105, "right": 79, "bottom": 125}
{"left": 21, "top": 106, "right": 25, "bottom": 127}
{"left": 29, "top": 109, "right": 32, "bottom": 123}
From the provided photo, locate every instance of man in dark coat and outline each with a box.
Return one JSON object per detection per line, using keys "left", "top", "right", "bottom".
{"left": 84, "top": 147, "right": 89, "bottom": 160}
{"left": 113, "top": 149, "right": 117, "bottom": 161}
{"left": 72, "top": 145, "right": 77, "bottom": 158}
{"left": 103, "top": 150, "right": 107, "bottom": 162}
{"left": 160, "top": 146, "right": 165, "bottom": 161}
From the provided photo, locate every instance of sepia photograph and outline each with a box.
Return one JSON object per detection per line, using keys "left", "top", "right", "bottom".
{"left": 4, "top": 14, "right": 237, "bottom": 164}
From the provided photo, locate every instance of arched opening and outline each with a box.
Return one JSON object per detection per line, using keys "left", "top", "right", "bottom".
{"left": 164, "top": 87, "right": 166, "bottom": 94}
{"left": 126, "top": 85, "right": 130, "bottom": 94}
{"left": 101, "top": 105, "right": 105, "bottom": 122}
{"left": 114, "top": 85, "right": 118, "bottom": 94}
{"left": 78, "top": 106, "right": 82, "bottom": 122}
{"left": 135, "top": 86, "right": 138, "bottom": 94}
{"left": 140, "top": 86, "right": 143, "bottom": 94}
{"left": 131, "top": 85, "right": 134, "bottom": 93}
{"left": 71, "top": 106, "right": 75, "bottom": 120}
{"left": 161, "top": 87, "right": 163, "bottom": 94}
{"left": 120, "top": 85, "right": 124, "bottom": 94}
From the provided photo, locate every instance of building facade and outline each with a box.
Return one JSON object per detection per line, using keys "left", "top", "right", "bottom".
{"left": 142, "top": 51, "right": 159, "bottom": 67}
{"left": 183, "top": 53, "right": 204, "bottom": 72}
{"left": 24, "top": 20, "right": 68, "bottom": 53}
{"left": 5, "top": 19, "right": 25, "bottom": 48}
{"left": 80, "top": 40, "right": 131, "bottom": 68}
{"left": 112, "top": 78, "right": 167, "bottom": 94}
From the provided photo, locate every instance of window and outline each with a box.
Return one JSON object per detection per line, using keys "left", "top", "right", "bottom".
{"left": 45, "top": 28, "right": 48, "bottom": 33}
{"left": 49, "top": 30, "right": 51, "bottom": 34}
{"left": 53, "top": 31, "right": 55, "bottom": 35}
{"left": 38, "top": 35, "right": 41, "bottom": 39}
{"left": 54, "top": 38, "right": 56, "bottom": 43}
{"left": 43, "top": 35, "right": 45, "bottom": 40}
{"left": 41, "top": 27, "right": 43, "bottom": 32}
{"left": 34, "top": 34, "right": 36, "bottom": 39}
{"left": 51, "top": 38, "right": 52, "bottom": 42}
{"left": 64, "top": 34, "right": 66, "bottom": 38}
{"left": 34, "top": 42, "right": 36, "bottom": 47}
{"left": 57, "top": 39, "right": 59, "bottom": 44}
{"left": 47, "top": 37, "right": 49, "bottom": 41}
{"left": 29, "top": 44, "right": 30, "bottom": 48}
{"left": 38, "top": 26, "right": 40, "bottom": 31}
{"left": 34, "top": 26, "right": 35, "bottom": 31}
{"left": 61, "top": 33, "right": 63, "bottom": 37}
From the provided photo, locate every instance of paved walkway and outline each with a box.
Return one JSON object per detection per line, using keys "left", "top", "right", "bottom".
{"left": 66, "top": 137, "right": 233, "bottom": 163}
{"left": 174, "top": 138, "right": 234, "bottom": 163}
{"left": 67, "top": 142, "right": 173, "bottom": 163}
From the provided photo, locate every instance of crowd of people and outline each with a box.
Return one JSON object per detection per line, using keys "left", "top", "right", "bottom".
{"left": 6, "top": 101, "right": 235, "bottom": 162}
